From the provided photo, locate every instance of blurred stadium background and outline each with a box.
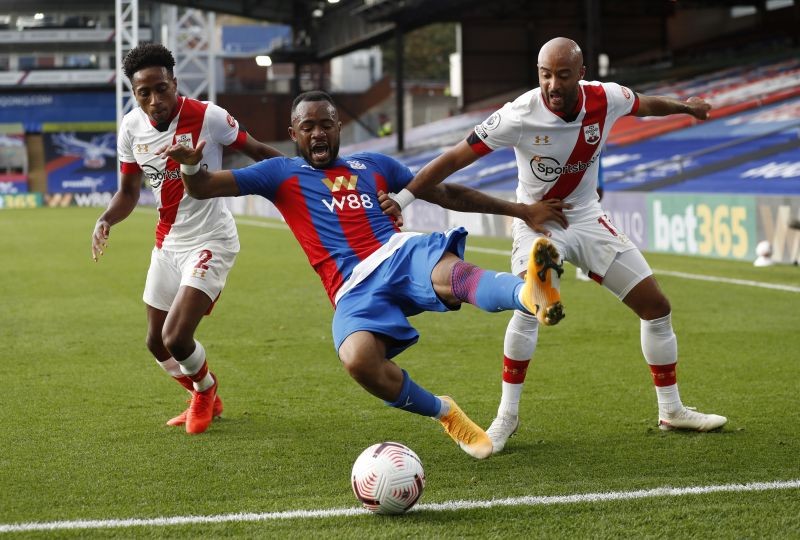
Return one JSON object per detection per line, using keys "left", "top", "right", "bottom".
{"left": 1, "top": 0, "right": 799, "bottom": 267}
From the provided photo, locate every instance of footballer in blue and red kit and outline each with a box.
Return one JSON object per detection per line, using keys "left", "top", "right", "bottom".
{"left": 163, "top": 90, "right": 554, "bottom": 458}
{"left": 232, "top": 152, "right": 502, "bottom": 359}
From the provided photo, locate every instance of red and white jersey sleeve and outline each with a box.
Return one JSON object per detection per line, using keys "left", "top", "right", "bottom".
{"left": 118, "top": 97, "right": 241, "bottom": 252}
{"left": 205, "top": 101, "right": 241, "bottom": 148}
{"left": 473, "top": 81, "right": 637, "bottom": 221}
{"left": 117, "top": 118, "right": 137, "bottom": 166}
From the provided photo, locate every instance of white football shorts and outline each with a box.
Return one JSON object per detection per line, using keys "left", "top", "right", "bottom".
{"left": 143, "top": 242, "right": 238, "bottom": 311}
{"left": 511, "top": 211, "right": 652, "bottom": 300}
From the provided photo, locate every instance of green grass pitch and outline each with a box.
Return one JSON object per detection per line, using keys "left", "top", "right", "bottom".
{"left": 1, "top": 206, "right": 798, "bottom": 538}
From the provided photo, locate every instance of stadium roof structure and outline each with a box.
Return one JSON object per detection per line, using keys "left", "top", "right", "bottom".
{"left": 340, "top": 56, "right": 800, "bottom": 197}
{"left": 161, "top": 0, "right": 488, "bottom": 61}
{"left": 16, "top": 2, "right": 796, "bottom": 108}
{"left": 158, "top": 0, "right": 766, "bottom": 62}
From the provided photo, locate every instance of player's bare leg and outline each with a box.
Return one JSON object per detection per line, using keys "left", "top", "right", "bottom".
{"left": 339, "top": 331, "right": 492, "bottom": 459}
{"left": 163, "top": 286, "right": 222, "bottom": 434}
{"left": 147, "top": 304, "right": 223, "bottom": 428}
{"left": 147, "top": 307, "right": 199, "bottom": 424}
{"left": 338, "top": 331, "right": 404, "bottom": 401}
{"left": 623, "top": 276, "right": 726, "bottom": 432}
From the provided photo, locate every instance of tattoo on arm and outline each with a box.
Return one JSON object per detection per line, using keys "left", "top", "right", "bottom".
{"left": 421, "top": 184, "right": 513, "bottom": 215}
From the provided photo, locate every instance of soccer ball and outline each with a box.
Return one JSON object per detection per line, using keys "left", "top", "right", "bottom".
{"left": 754, "top": 240, "right": 774, "bottom": 267}
{"left": 351, "top": 442, "right": 426, "bottom": 515}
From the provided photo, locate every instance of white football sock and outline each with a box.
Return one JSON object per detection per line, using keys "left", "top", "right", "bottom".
{"left": 156, "top": 357, "right": 183, "bottom": 378}
{"left": 641, "top": 313, "right": 677, "bottom": 365}
{"left": 498, "top": 311, "right": 539, "bottom": 416}
{"left": 499, "top": 381, "right": 524, "bottom": 417}
{"left": 177, "top": 340, "right": 214, "bottom": 392}
{"left": 641, "top": 313, "right": 683, "bottom": 416}
{"left": 655, "top": 384, "right": 683, "bottom": 416}
{"left": 435, "top": 397, "right": 450, "bottom": 419}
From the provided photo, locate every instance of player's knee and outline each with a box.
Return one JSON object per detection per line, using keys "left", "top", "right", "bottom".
{"left": 145, "top": 331, "right": 163, "bottom": 356}
{"left": 161, "top": 328, "right": 194, "bottom": 359}
{"left": 341, "top": 354, "right": 370, "bottom": 383}
{"left": 641, "top": 295, "right": 671, "bottom": 320}
{"left": 338, "top": 331, "right": 389, "bottom": 393}
{"left": 342, "top": 350, "right": 388, "bottom": 392}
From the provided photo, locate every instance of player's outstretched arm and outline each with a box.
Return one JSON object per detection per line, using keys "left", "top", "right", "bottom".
{"left": 91, "top": 171, "right": 141, "bottom": 261}
{"left": 393, "top": 139, "right": 482, "bottom": 209}
{"left": 419, "top": 183, "right": 571, "bottom": 235}
{"left": 418, "top": 182, "right": 521, "bottom": 216}
{"left": 636, "top": 94, "right": 711, "bottom": 120}
{"left": 158, "top": 140, "right": 241, "bottom": 199}
{"left": 240, "top": 133, "right": 284, "bottom": 161}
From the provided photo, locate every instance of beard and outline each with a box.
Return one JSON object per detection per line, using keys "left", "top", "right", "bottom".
{"left": 298, "top": 140, "right": 340, "bottom": 169}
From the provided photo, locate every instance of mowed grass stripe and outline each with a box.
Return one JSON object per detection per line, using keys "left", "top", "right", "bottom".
{"left": 2, "top": 479, "right": 798, "bottom": 534}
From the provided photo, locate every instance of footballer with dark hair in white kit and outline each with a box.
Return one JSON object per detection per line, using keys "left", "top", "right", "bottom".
{"left": 91, "top": 43, "right": 283, "bottom": 434}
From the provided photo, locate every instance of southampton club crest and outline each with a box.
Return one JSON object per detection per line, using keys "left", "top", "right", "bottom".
{"left": 483, "top": 112, "right": 501, "bottom": 131}
{"left": 583, "top": 123, "right": 600, "bottom": 145}
{"left": 175, "top": 133, "right": 193, "bottom": 148}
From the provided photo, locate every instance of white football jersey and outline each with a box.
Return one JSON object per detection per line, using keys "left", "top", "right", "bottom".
{"left": 473, "top": 81, "right": 638, "bottom": 221}
{"left": 118, "top": 96, "right": 241, "bottom": 251}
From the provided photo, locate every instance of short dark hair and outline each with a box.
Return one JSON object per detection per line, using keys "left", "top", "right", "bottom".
{"left": 291, "top": 91, "right": 336, "bottom": 119}
{"left": 122, "top": 43, "right": 175, "bottom": 80}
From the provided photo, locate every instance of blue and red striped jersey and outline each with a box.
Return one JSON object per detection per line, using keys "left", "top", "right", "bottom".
{"left": 233, "top": 152, "right": 413, "bottom": 304}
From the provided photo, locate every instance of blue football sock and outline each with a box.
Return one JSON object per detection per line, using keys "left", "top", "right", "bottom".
{"left": 451, "top": 261, "right": 526, "bottom": 312}
{"left": 385, "top": 369, "right": 442, "bottom": 417}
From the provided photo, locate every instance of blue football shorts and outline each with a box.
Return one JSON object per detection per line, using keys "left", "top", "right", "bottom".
{"left": 332, "top": 227, "right": 468, "bottom": 359}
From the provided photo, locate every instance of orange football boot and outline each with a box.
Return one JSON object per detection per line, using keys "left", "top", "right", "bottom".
{"left": 166, "top": 394, "right": 223, "bottom": 427}
{"left": 185, "top": 377, "right": 219, "bottom": 434}
{"left": 520, "top": 236, "right": 564, "bottom": 325}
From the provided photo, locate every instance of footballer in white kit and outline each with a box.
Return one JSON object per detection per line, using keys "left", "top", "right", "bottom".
{"left": 470, "top": 80, "right": 640, "bottom": 287}
{"left": 92, "top": 43, "right": 282, "bottom": 435}
{"left": 118, "top": 95, "right": 241, "bottom": 309}
{"left": 392, "top": 37, "right": 727, "bottom": 454}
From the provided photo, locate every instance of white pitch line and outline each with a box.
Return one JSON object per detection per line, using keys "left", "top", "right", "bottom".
{"left": 1, "top": 479, "right": 798, "bottom": 533}
{"left": 465, "top": 246, "right": 800, "bottom": 293}
{"left": 417, "top": 479, "right": 800, "bottom": 511}
{"left": 650, "top": 269, "right": 800, "bottom": 293}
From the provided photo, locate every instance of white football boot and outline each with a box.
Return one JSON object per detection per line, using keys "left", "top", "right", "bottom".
{"left": 658, "top": 406, "right": 727, "bottom": 432}
{"left": 486, "top": 413, "right": 520, "bottom": 454}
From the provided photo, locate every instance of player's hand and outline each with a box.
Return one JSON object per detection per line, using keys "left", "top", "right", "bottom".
{"left": 685, "top": 97, "right": 711, "bottom": 120}
{"left": 378, "top": 191, "right": 404, "bottom": 227}
{"left": 91, "top": 219, "right": 110, "bottom": 262}
{"left": 520, "top": 199, "right": 572, "bottom": 236}
{"left": 156, "top": 139, "right": 206, "bottom": 165}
